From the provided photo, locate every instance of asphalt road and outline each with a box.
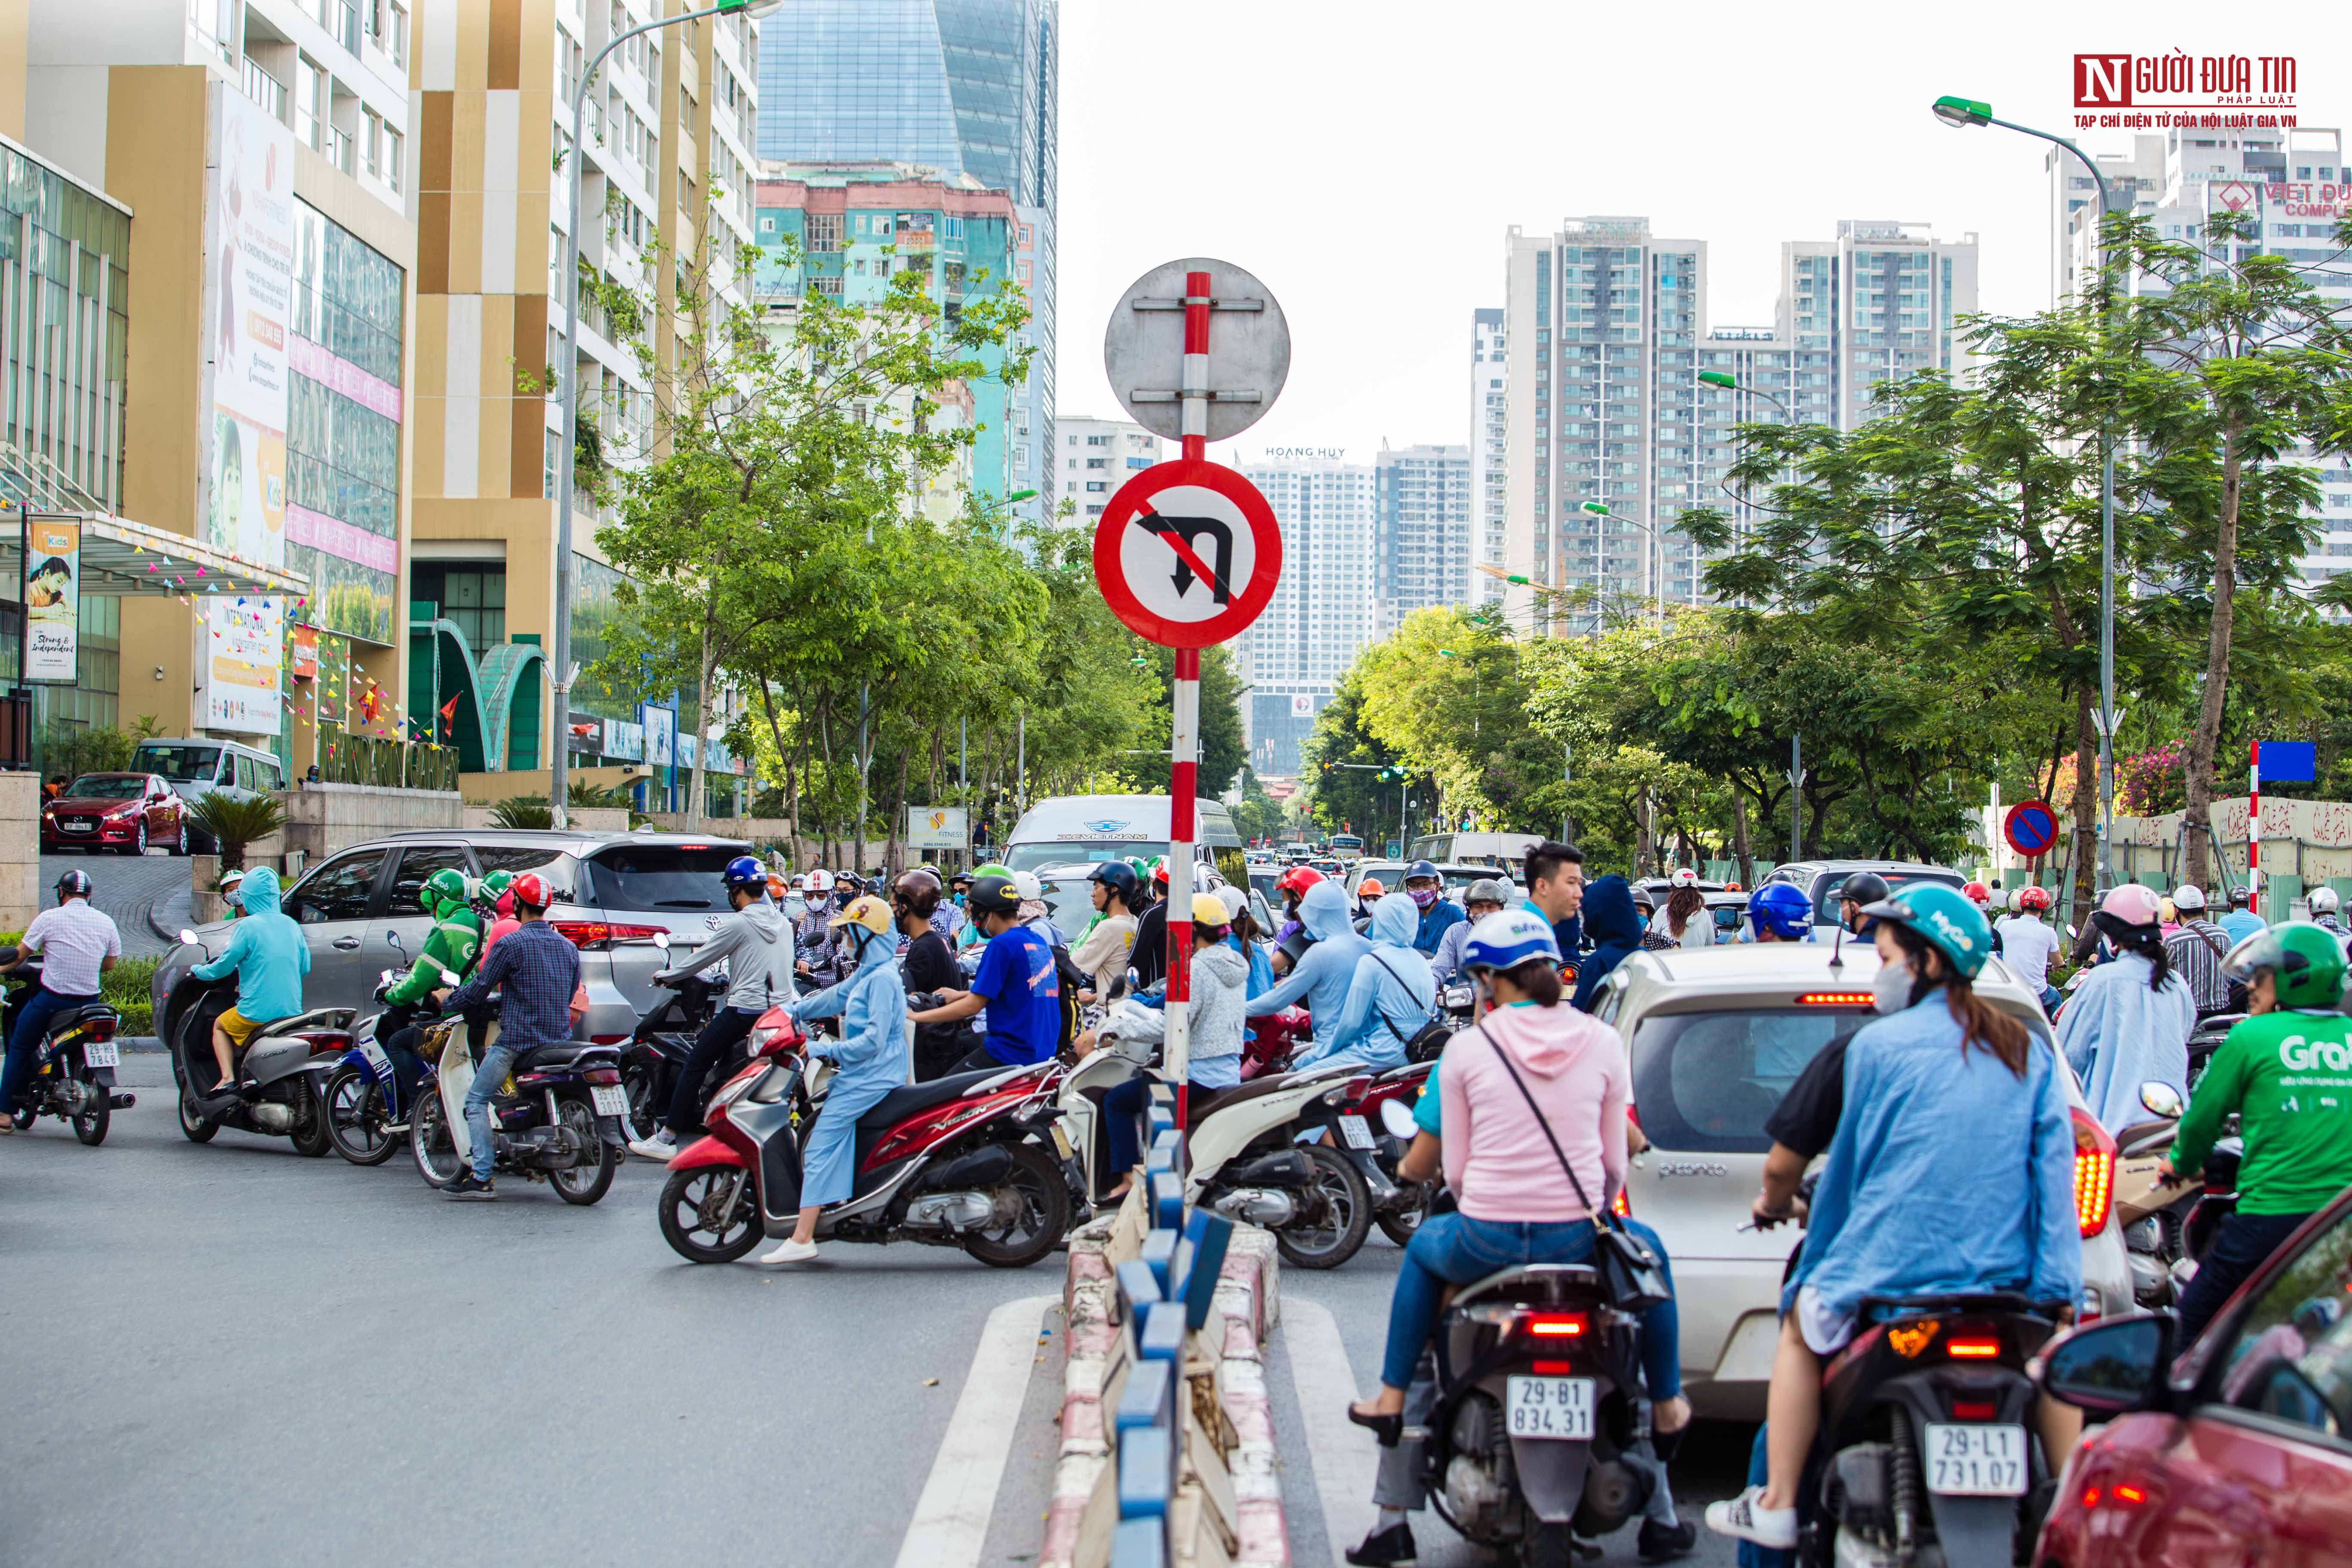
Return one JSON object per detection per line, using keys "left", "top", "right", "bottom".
{"left": 37, "top": 850, "right": 193, "bottom": 957}
{"left": 1274, "top": 1234, "right": 1755, "bottom": 1568}
{"left": 1, "top": 1056, "right": 1069, "bottom": 1568}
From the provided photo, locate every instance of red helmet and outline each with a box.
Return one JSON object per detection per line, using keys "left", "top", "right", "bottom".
{"left": 1275, "top": 866, "right": 1325, "bottom": 897}
{"left": 2016, "top": 885, "right": 2052, "bottom": 912}
{"left": 509, "top": 872, "right": 551, "bottom": 912}
{"left": 1962, "top": 881, "right": 1991, "bottom": 905}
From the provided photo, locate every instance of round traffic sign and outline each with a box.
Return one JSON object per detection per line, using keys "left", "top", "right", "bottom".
{"left": 2004, "top": 800, "right": 2060, "bottom": 858}
{"left": 1092, "top": 459, "right": 1283, "bottom": 649}
{"left": 1103, "top": 257, "right": 1290, "bottom": 444}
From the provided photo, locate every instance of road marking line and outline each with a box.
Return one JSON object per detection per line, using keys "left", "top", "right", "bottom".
{"left": 1283, "top": 1297, "right": 1381, "bottom": 1568}
{"left": 895, "top": 1292, "right": 1058, "bottom": 1568}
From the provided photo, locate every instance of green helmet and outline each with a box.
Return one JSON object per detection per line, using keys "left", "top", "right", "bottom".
{"left": 423, "top": 866, "right": 471, "bottom": 916}
{"left": 971, "top": 862, "right": 1011, "bottom": 880}
{"left": 1862, "top": 882, "right": 1994, "bottom": 980}
{"left": 2224, "top": 921, "right": 2349, "bottom": 1009}
{"left": 475, "top": 869, "right": 514, "bottom": 906}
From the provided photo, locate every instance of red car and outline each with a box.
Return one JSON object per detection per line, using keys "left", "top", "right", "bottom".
{"left": 2034, "top": 1189, "right": 2352, "bottom": 1564}
{"left": 41, "top": 772, "right": 188, "bottom": 855}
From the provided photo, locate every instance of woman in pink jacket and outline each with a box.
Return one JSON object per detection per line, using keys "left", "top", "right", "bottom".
{"left": 1348, "top": 908, "right": 1687, "bottom": 1441}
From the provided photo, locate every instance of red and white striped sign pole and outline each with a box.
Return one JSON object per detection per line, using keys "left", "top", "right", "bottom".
{"left": 2249, "top": 739, "right": 2262, "bottom": 917}
{"left": 1163, "top": 270, "right": 1214, "bottom": 1106}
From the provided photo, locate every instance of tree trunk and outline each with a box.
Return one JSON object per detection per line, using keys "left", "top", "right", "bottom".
{"left": 2182, "top": 429, "right": 2245, "bottom": 890}
{"left": 887, "top": 745, "right": 912, "bottom": 876}
{"left": 685, "top": 606, "right": 717, "bottom": 833}
{"left": 1730, "top": 781, "right": 1754, "bottom": 886}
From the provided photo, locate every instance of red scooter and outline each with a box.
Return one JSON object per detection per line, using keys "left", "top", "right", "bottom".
{"left": 655, "top": 1004, "right": 1074, "bottom": 1268}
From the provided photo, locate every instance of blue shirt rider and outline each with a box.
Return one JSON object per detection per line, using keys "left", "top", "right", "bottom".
{"left": 1401, "top": 860, "right": 1465, "bottom": 956}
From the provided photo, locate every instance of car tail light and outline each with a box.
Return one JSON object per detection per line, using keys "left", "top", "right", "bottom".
{"left": 2073, "top": 1109, "right": 2116, "bottom": 1236}
{"left": 1611, "top": 1187, "right": 1631, "bottom": 1218}
{"left": 1950, "top": 1400, "right": 1997, "bottom": 1420}
{"left": 1517, "top": 1311, "right": 1589, "bottom": 1340}
{"left": 83, "top": 1015, "right": 116, "bottom": 1041}
{"left": 2111, "top": 1483, "right": 2147, "bottom": 1506}
{"left": 1322, "top": 1076, "right": 1374, "bottom": 1109}
{"left": 1945, "top": 1327, "right": 2003, "bottom": 1360}
{"left": 1531, "top": 1360, "right": 1574, "bottom": 1375}
{"left": 549, "top": 921, "right": 664, "bottom": 950}
{"left": 1797, "top": 992, "right": 1876, "bottom": 1005}
{"left": 583, "top": 1068, "right": 621, "bottom": 1085}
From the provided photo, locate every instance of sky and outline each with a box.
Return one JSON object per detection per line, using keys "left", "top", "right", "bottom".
{"left": 1053, "top": 0, "right": 2349, "bottom": 465}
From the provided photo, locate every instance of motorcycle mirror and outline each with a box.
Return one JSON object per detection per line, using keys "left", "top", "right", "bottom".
{"left": 1124, "top": 966, "right": 1141, "bottom": 994}
{"left": 2067, "top": 923, "right": 2080, "bottom": 940}
{"left": 2139, "top": 1081, "right": 2185, "bottom": 1119}
{"left": 177, "top": 928, "right": 199, "bottom": 945}
{"left": 386, "top": 929, "right": 405, "bottom": 952}
{"left": 1377, "top": 1097, "right": 1418, "bottom": 1140}
{"left": 652, "top": 929, "right": 671, "bottom": 950}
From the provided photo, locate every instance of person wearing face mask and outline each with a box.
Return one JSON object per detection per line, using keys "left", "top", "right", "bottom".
{"left": 794, "top": 869, "right": 840, "bottom": 985}
{"left": 1295, "top": 893, "right": 1435, "bottom": 1073}
{"left": 2053, "top": 883, "right": 2195, "bottom": 1134}
{"left": 1706, "top": 883, "right": 2083, "bottom": 1551}
{"left": 1399, "top": 861, "right": 1464, "bottom": 956}
{"left": 1244, "top": 879, "right": 1374, "bottom": 1063}
{"left": 758, "top": 894, "right": 910, "bottom": 1265}
{"left": 1431, "top": 880, "right": 1510, "bottom": 982}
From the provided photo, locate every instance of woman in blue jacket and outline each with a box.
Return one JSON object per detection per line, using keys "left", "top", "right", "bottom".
{"left": 1296, "top": 894, "right": 1434, "bottom": 1072}
{"left": 1244, "top": 880, "right": 1372, "bottom": 1060}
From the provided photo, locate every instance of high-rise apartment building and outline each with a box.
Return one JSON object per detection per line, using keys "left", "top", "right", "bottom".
{"left": 755, "top": 0, "right": 1056, "bottom": 524}
{"left": 1469, "top": 309, "right": 1507, "bottom": 604}
{"left": 2052, "top": 123, "right": 2352, "bottom": 603}
{"left": 1498, "top": 215, "right": 1978, "bottom": 630}
{"left": 1052, "top": 414, "right": 1160, "bottom": 521}
{"left": 409, "top": 0, "right": 761, "bottom": 790}
{"left": 1232, "top": 449, "right": 1374, "bottom": 776}
{"left": 21, "top": 0, "right": 415, "bottom": 777}
{"left": 1373, "top": 443, "right": 1471, "bottom": 637}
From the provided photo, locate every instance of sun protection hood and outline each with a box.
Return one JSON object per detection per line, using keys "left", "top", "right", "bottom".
{"left": 1367, "top": 892, "right": 1420, "bottom": 948}
{"left": 239, "top": 866, "right": 281, "bottom": 916}
{"left": 1298, "top": 879, "right": 1354, "bottom": 943}
{"left": 1580, "top": 874, "right": 1641, "bottom": 945}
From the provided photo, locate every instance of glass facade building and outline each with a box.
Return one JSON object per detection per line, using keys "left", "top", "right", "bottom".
{"left": 287, "top": 200, "right": 404, "bottom": 646}
{"left": 756, "top": 0, "right": 1055, "bottom": 519}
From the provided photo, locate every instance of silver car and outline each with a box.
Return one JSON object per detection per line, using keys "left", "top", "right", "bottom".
{"left": 153, "top": 829, "right": 756, "bottom": 1048}
{"left": 1585, "top": 940, "right": 2133, "bottom": 1421}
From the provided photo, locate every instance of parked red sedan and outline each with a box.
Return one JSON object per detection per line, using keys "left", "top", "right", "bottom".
{"left": 40, "top": 772, "right": 187, "bottom": 855}
{"left": 2034, "top": 1190, "right": 2352, "bottom": 1564}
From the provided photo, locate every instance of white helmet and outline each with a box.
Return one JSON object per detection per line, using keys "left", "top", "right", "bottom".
{"left": 2313, "top": 886, "right": 2342, "bottom": 914}
{"left": 1670, "top": 867, "right": 1699, "bottom": 887}
{"left": 2172, "top": 882, "right": 2207, "bottom": 912}
{"left": 805, "top": 868, "right": 835, "bottom": 893}
{"left": 1011, "top": 870, "right": 1044, "bottom": 901}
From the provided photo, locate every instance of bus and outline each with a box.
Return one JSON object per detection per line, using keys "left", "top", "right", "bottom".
{"left": 1326, "top": 833, "right": 1364, "bottom": 863}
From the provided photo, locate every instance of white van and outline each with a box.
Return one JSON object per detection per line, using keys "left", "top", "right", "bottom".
{"left": 1001, "top": 794, "right": 1246, "bottom": 887}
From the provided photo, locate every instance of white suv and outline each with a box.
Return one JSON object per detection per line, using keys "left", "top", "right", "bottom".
{"left": 1587, "top": 941, "right": 2133, "bottom": 1421}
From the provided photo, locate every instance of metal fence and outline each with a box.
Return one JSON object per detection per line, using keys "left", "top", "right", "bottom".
{"left": 318, "top": 733, "right": 459, "bottom": 793}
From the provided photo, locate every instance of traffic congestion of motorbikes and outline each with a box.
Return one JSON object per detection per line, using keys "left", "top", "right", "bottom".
{"left": 10, "top": 802, "right": 2352, "bottom": 1568}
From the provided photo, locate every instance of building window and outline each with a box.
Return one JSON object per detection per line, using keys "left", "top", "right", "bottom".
{"left": 805, "top": 211, "right": 840, "bottom": 252}
{"left": 412, "top": 564, "right": 507, "bottom": 654}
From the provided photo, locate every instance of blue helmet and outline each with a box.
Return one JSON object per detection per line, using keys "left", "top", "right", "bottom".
{"left": 1749, "top": 882, "right": 1813, "bottom": 940}
{"left": 1089, "top": 860, "right": 1141, "bottom": 903}
{"left": 723, "top": 854, "right": 768, "bottom": 894}
{"left": 1403, "top": 859, "right": 1440, "bottom": 882}
{"left": 1461, "top": 909, "right": 1562, "bottom": 974}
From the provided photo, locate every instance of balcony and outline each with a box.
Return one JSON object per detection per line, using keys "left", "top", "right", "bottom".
{"left": 241, "top": 58, "right": 286, "bottom": 121}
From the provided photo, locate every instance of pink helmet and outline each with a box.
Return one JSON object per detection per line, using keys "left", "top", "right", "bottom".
{"left": 2098, "top": 883, "right": 2165, "bottom": 927}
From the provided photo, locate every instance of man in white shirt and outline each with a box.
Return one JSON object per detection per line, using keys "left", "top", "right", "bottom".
{"left": 1994, "top": 894, "right": 2063, "bottom": 1014}
{"left": 0, "top": 869, "right": 121, "bottom": 1131}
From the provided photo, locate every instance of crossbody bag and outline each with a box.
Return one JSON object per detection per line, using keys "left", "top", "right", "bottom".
{"left": 1366, "top": 950, "right": 1453, "bottom": 1062}
{"left": 1477, "top": 1025, "right": 1671, "bottom": 1314}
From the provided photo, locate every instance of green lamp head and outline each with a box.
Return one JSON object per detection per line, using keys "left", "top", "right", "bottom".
{"left": 1933, "top": 95, "right": 1992, "bottom": 128}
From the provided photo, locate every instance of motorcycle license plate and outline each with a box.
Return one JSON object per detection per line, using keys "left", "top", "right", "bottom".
{"left": 1504, "top": 1375, "right": 1593, "bottom": 1441}
{"left": 358, "top": 1040, "right": 392, "bottom": 1075}
{"left": 82, "top": 1040, "right": 119, "bottom": 1069}
{"left": 589, "top": 1085, "right": 630, "bottom": 1120}
{"left": 1338, "top": 1114, "right": 1375, "bottom": 1150}
{"left": 1050, "top": 1121, "right": 1074, "bottom": 1161}
{"left": 1923, "top": 1424, "right": 2027, "bottom": 1496}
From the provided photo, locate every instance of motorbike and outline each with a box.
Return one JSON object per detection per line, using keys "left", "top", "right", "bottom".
{"left": 324, "top": 940, "right": 445, "bottom": 1166}
{"left": 1410, "top": 1261, "right": 1652, "bottom": 1568}
{"left": 1185, "top": 1058, "right": 1386, "bottom": 1269}
{"left": 656, "top": 1004, "right": 1072, "bottom": 1267}
{"left": 1790, "top": 1291, "right": 2063, "bottom": 1568}
{"left": 2177, "top": 1123, "right": 2244, "bottom": 1290}
{"left": 2110, "top": 1079, "right": 2196, "bottom": 1307}
{"left": 1360, "top": 1066, "right": 1436, "bottom": 1246}
{"left": 406, "top": 971, "right": 628, "bottom": 1202}
{"left": 0, "top": 950, "right": 131, "bottom": 1144}
{"left": 162, "top": 928, "right": 352, "bottom": 1155}
{"left": 619, "top": 946, "right": 731, "bottom": 1139}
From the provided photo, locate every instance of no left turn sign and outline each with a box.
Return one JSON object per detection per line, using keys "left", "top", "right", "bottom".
{"left": 1091, "top": 458, "right": 1283, "bottom": 649}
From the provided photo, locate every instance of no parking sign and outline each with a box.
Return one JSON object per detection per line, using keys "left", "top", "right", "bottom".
{"left": 2004, "top": 800, "right": 2060, "bottom": 859}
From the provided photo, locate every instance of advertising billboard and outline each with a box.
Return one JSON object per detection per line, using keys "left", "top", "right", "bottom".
{"left": 21, "top": 513, "right": 79, "bottom": 683}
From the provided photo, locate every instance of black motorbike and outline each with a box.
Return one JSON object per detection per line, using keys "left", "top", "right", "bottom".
{"left": 0, "top": 950, "right": 131, "bottom": 1144}
{"left": 1410, "top": 1262, "right": 1651, "bottom": 1568}
{"left": 160, "top": 928, "right": 352, "bottom": 1155}
{"left": 1792, "top": 1292, "right": 2063, "bottom": 1568}
{"left": 619, "top": 968, "right": 729, "bottom": 1140}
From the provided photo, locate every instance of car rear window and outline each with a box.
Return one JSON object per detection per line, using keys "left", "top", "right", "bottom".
{"left": 1630, "top": 1005, "right": 1875, "bottom": 1155}
{"left": 1004, "top": 840, "right": 1162, "bottom": 873}
{"left": 1033, "top": 872, "right": 1100, "bottom": 943}
{"left": 1812, "top": 871, "right": 1963, "bottom": 925}
{"left": 585, "top": 845, "right": 735, "bottom": 911}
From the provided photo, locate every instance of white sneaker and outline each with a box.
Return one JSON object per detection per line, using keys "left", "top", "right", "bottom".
{"left": 757, "top": 1238, "right": 820, "bottom": 1265}
{"left": 627, "top": 1132, "right": 676, "bottom": 1162}
{"left": 1705, "top": 1487, "right": 1798, "bottom": 1548}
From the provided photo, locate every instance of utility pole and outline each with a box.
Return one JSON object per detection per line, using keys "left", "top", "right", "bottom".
{"left": 1561, "top": 741, "right": 1572, "bottom": 843}
{"left": 1788, "top": 734, "right": 1807, "bottom": 863}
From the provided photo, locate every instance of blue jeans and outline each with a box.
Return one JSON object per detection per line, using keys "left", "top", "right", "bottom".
{"left": 1379, "top": 1211, "right": 1682, "bottom": 1396}
{"left": 2, "top": 986, "right": 98, "bottom": 1115}
{"left": 2177, "top": 1209, "right": 2312, "bottom": 1344}
{"left": 463, "top": 1042, "right": 521, "bottom": 1180}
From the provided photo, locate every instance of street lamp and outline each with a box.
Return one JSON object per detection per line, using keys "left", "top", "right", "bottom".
{"left": 549, "top": 0, "right": 783, "bottom": 830}
{"left": 1934, "top": 92, "right": 2125, "bottom": 896}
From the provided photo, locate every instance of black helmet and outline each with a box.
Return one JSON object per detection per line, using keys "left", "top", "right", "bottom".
{"left": 1839, "top": 871, "right": 1890, "bottom": 907}
{"left": 894, "top": 868, "right": 942, "bottom": 919}
{"left": 54, "top": 868, "right": 92, "bottom": 900}
{"left": 1089, "top": 861, "right": 1141, "bottom": 904}
{"left": 967, "top": 874, "right": 1022, "bottom": 919}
